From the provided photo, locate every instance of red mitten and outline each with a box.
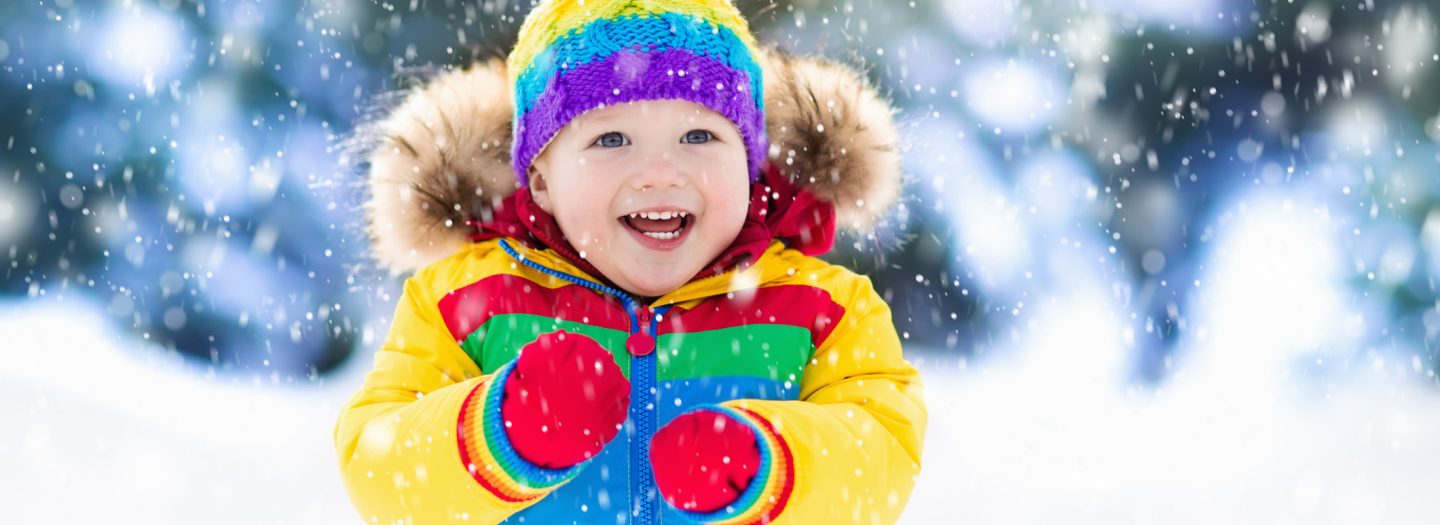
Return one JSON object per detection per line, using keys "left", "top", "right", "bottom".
{"left": 650, "top": 409, "right": 762, "bottom": 513}
{"left": 501, "top": 330, "right": 628, "bottom": 468}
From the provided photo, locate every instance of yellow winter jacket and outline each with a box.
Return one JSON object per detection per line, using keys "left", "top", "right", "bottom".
{"left": 335, "top": 236, "right": 925, "bottom": 524}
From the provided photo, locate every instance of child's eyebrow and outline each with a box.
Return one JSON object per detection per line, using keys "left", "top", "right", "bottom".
{"left": 581, "top": 113, "right": 618, "bottom": 124}
{"left": 576, "top": 109, "right": 629, "bottom": 126}
{"left": 573, "top": 107, "right": 726, "bottom": 129}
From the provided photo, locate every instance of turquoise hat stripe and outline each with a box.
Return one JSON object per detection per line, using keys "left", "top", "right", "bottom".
{"left": 513, "top": 13, "right": 764, "bottom": 117}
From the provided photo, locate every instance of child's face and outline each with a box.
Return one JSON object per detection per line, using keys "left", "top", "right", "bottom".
{"left": 530, "top": 99, "right": 751, "bottom": 297}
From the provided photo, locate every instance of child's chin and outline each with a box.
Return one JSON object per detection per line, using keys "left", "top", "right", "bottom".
{"left": 617, "top": 264, "right": 694, "bottom": 297}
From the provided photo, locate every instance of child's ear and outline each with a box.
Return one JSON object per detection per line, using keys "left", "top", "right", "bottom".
{"left": 528, "top": 166, "right": 554, "bottom": 213}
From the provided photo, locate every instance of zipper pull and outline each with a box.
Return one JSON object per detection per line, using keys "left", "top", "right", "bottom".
{"left": 626, "top": 307, "right": 656, "bottom": 357}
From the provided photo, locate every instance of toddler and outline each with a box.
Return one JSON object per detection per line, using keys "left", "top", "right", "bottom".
{"left": 335, "top": 0, "right": 925, "bottom": 523}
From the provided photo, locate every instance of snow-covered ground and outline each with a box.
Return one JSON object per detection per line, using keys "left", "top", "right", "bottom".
{"left": 1, "top": 299, "right": 358, "bottom": 524}
{"left": 911, "top": 352, "right": 1440, "bottom": 524}
{"left": 4, "top": 298, "right": 1438, "bottom": 524}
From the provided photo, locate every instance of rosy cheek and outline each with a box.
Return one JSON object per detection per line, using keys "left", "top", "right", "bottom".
{"left": 582, "top": 210, "right": 619, "bottom": 243}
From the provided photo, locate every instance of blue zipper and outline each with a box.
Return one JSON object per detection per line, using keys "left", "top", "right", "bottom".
{"left": 498, "top": 239, "right": 674, "bottom": 524}
{"left": 631, "top": 302, "right": 673, "bottom": 523}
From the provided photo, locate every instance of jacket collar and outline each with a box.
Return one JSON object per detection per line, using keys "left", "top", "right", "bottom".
{"left": 497, "top": 235, "right": 795, "bottom": 309}
{"left": 469, "top": 162, "right": 836, "bottom": 303}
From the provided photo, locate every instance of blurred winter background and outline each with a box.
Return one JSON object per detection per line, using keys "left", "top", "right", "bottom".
{"left": 4, "top": 0, "right": 1440, "bottom": 523}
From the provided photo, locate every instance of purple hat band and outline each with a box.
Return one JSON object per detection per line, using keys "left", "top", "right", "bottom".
{"left": 513, "top": 48, "right": 768, "bottom": 186}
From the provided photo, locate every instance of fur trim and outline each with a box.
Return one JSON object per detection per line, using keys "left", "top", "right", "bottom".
{"left": 759, "top": 50, "right": 902, "bottom": 231}
{"left": 360, "top": 52, "right": 903, "bottom": 274}
{"left": 362, "top": 59, "right": 516, "bottom": 274}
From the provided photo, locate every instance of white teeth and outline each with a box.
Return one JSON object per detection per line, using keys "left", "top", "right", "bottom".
{"left": 631, "top": 211, "right": 687, "bottom": 241}
{"left": 627, "top": 210, "right": 691, "bottom": 221}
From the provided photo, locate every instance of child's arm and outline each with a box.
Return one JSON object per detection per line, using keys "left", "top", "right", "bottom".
{"left": 654, "top": 277, "right": 927, "bottom": 524}
{"left": 333, "top": 275, "right": 617, "bottom": 523}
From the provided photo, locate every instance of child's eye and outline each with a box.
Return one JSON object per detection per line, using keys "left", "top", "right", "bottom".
{"left": 682, "top": 129, "right": 714, "bottom": 144}
{"left": 592, "top": 132, "right": 630, "bottom": 148}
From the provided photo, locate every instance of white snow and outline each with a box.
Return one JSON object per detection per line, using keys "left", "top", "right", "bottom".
{"left": 904, "top": 349, "right": 1440, "bottom": 524}
{"left": 1, "top": 299, "right": 361, "bottom": 525}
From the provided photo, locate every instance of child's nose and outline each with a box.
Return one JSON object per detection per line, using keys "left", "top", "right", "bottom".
{"left": 629, "top": 152, "right": 689, "bottom": 190}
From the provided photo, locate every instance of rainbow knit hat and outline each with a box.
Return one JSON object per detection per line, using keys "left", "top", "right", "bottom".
{"left": 507, "top": 0, "right": 767, "bottom": 186}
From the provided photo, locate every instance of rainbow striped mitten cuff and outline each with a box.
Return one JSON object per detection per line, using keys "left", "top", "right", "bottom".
{"left": 456, "top": 359, "right": 587, "bottom": 502}
{"left": 668, "top": 404, "right": 796, "bottom": 524}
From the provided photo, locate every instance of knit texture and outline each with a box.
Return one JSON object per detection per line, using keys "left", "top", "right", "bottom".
{"left": 457, "top": 359, "right": 588, "bottom": 502}
{"left": 507, "top": 0, "right": 767, "bottom": 185}
{"left": 666, "top": 404, "right": 795, "bottom": 524}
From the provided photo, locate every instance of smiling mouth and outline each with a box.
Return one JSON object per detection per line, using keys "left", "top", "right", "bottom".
{"left": 619, "top": 210, "right": 692, "bottom": 241}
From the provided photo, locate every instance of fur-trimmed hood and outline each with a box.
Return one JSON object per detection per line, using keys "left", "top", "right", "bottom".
{"left": 359, "top": 49, "right": 902, "bottom": 275}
